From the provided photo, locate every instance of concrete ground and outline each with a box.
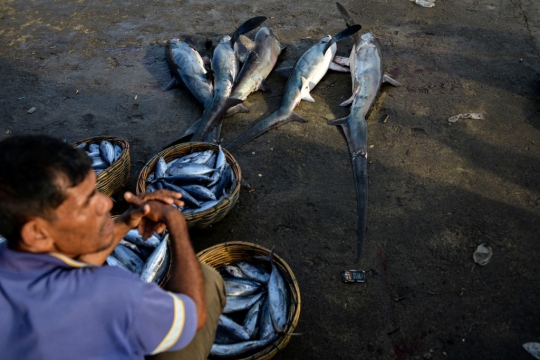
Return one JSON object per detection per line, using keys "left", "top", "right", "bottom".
{"left": 1, "top": 0, "right": 539, "bottom": 359}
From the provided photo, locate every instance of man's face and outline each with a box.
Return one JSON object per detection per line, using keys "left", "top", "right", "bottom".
{"left": 45, "top": 170, "right": 115, "bottom": 258}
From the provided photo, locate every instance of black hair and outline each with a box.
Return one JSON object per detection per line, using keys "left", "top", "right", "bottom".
{"left": 0, "top": 135, "right": 92, "bottom": 248}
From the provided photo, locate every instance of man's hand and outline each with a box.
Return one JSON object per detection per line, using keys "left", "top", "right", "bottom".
{"left": 119, "top": 190, "right": 184, "bottom": 230}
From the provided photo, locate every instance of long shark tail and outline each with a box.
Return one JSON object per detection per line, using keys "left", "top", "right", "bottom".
{"left": 323, "top": 24, "right": 362, "bottom": 54}
{"left": 231, "top": 16, "right": 268, "bottom": 45}
{"left": 191, "top": 97, "right": 243, "bottom": 142}
{"left": 226, "top": 110, "right": 307, "bottom": 152}
{"left": 336, "top": 2, "right": 361, "bottom": 47}
{"left": 327, "top": 115, "right": 368, "bottom": 264}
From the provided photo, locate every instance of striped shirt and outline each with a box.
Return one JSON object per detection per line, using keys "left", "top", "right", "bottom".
{"left": 0, "top": 242, "right": 197, "bottom": 359}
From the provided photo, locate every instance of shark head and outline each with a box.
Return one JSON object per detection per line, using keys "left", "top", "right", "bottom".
{"left": 219, "top": 35, "right": 232, "bottom": 44}
{"left": 319, "top": 35, "right": 332, "bottom": 44}
{"left": 361, "top": 32, "right": 376, "bottom": 43}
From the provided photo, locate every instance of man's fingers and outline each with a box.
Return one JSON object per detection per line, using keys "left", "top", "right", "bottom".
{"left": 124, "top": 191, "right": 145, "bottom": 206}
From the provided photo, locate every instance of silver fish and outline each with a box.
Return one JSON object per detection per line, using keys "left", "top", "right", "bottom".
{"left": 113, "top": 244, "right": 144, "bottom": 274}
{"left": 329, "top": 3, "right": 400, "bottom": 263}
{"left": 217, "top": 315, "right": 250, "bottom": 341}
{"left": 267, "top": 263, "right": 289, "bottom": 332}
{"left": 166, "top": 163, "right": 215, "bottom": 176}
{"left": 236, "top": 261, "right": 270, "bottom": 284}
{"left": 123, "top": 229, "right": 161, "bottom": 248}
{"left": 223, "top": 291, "right": 265, "bottom": 314}
{"left": 113, "top": 144, "right": 122, "bottom": 161}
{"left": 225, "top": 25, "right": 361, "bottom": 152}
{"left": 99, "top": 140, "right": 115, "bottom": 166}
{"left": 140, "top": 235, "right": 169, "bottom": 282}
{"left": 165, "top": 38, "right": 214, "bottom": 108}
{"left": 224, "top": 277, "right": 262, "bottom": 297}
{"left": 105, "top": 255, "right": 130, "bottom": 271}
{"left": 230, "top": 27, "right": 283, "bottom": 102}
{"left": 154, "top": 157, "right": 167, "bottom": 179}
{"left": 175, "top": 150, "right": 214, "bottom": 165}
{"left": 75, "top": 142, "right": 87, "bottom": 149}
{"left": 243, "top": 298, "right": 264, "bottom": 338}
{"left": 91, "top": 157, "right": 108, "bottom": 170}
{"left": 160, "top": 181, "right": 201, "bottom": 208}
{"left": 181, "top": 184, "right": 216, "bottom": 201}
{"left": 210, "top": 336, "right": 276, "bottom": 359}
{"left": 258, "top": 296, "right": 277, "bottom": 340}
{"left": 181, "top": 197, "right": 222, "bottom": 214}
{"left": 88, "top": 144, "right": 99, "bottom": 153}
{"left": 221, "top": 265, "right": 247, "bottom": 279}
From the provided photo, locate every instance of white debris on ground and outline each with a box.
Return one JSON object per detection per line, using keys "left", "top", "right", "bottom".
{"left": 448, "top": 113, "right": 484, "bottom": 123}
{"left": 412, "top": 0, "right": 435, "bottom": 8}
{"left": 473, "top": 243, "right": 493, "bottom": 266}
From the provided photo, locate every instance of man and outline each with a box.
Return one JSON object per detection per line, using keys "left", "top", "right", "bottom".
{"left": 0, "top": 135, "right": 225, "bottom": 359}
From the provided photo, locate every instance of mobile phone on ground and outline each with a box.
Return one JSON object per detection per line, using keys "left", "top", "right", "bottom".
{"left": 341, "top": 270, "right": 366, "bottom": 283}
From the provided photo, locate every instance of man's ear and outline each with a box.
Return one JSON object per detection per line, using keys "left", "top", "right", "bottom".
{"left": 20, "top": 219, "right": 54, "bottom": 253}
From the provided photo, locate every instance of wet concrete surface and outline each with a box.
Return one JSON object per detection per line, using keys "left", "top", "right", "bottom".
{"left": 1, "top": 0, "right": 539, "bottom": 359}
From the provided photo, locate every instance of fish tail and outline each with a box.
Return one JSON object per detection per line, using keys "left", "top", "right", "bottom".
{"left": 232, "top": 16, "right": 268, "bottom": 45}
{"left": 226, "top": 110, "right": 307, "bottom": 152}
{"left": 192, "top": 97, "right": 243, "bottom": 142}
{"left": 225, "top": 103, "right": 250, "bottom": 117}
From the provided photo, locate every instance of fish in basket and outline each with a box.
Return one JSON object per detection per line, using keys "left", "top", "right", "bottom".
{"left": 197, "top": 242, "right": 301, "bottom": 360}
{"left": 137, "top": 142, "right": 241, "bottom": 229}
{"left": 106, "top": 229, "right": 171, "bottom": 287}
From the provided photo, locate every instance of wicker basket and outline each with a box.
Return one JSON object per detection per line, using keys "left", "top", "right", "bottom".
{"left": 136, "top": 142, "right": 242, "bottom": 229}
{"left": 197, "top": 241, "right": 301, "bottom": 360}
{"left": 73, "top": 136, "right": 130, "bottom": 197}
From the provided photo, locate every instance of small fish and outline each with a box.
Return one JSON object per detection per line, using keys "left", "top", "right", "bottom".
{"left": 224, "top": 277, "right": 262, "bottom": 297}
{"left": 105, "top": 256, "right": 130, "bottom": 271}
{"left": 243, "top": 298, "right": 264, "bottom": 338}
{"left": 99, "top": 140, "right": 116, "bottom": 166}
{"left": 175, "top": 150, "right": 214, "bottom": 165}
{"left": 217, "top": 315, "right": 250, "bottom": 341}
{"left": 236, "top": 261, "right": 270, "bottom": 283}
{"left": 113, "top": 144, "right": 122, "bottom": 161}
{"left": 140, "top": 235, "right": 169, "bottom": 282}
{"left": 123, "top": 229, "right": 161, "bottom": 248}
{"left": 223, "top": 291, "right": 265, "bottom": 314}
{"left": 221, "top": 265, "right": 247, "bottom": 279}
{"left": 153, "top": 173, "right": 213, "bottom": 184}
{"left": 166, "top": 163, "right": 215, "bottom": 176}
{"left": 210, "top": 336, "right": 276, "bottom": 359}
{"left": 91, "top": 157, "right": 108, "bottom": 170}
{"left": 154, "top": 157, "right": 168, "bottom": 179}
{"left": 267, "top": 263, "right": 289, "bottom": 332}
{"left": 160, "top": 181, "right": 201, "bottom": 208}
{"left": 75, "top": 142, "right": 87, "bottom": 149}
{"left": 88, "top": 144, "right": 99, "bottom": 153}
{"left": 113, "top": 244, "right": 144, "bottom": 274}
{"left": 181, "top": 184, "right": 216, "bottom": 201}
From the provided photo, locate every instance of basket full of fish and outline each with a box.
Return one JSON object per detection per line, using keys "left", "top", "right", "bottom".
{"left": 73, "top": 136, "right": 131, "bottom": 197}
{"left": 106, "top": 229, "right": 171, "bottom": 287}
{"left": 197, "top": 242, "right": 301, "bottom": 360}
{"left": 136, "top": 142, "right": 241, "bottom": 229}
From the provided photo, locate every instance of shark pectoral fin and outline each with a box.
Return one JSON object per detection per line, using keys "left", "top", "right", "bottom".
{"left": 301, "top": 93, "right": 315, "bottom": 103}
{"left": 163, "top": 78, "right": 178, "bottom": 91}
{"left": 339, "top": 95, "right": 355, "bottom": 107}
{"left": 274, "top": 66, "right": 294, "bottom": 77}
{"left": 383, "top": 74, "right": 403, "bottom": 87}
{"left": 290, "top": 112, "right": 308, "bottom": 123}
{"left": 224, "top": 97, "right": 244, "bottom": 110}
{"left": 183, "top": 36, "right": 198, "bottom": 50}
{"left": 258, "top": 79, "right": 271, "bottom": 92}
{"left": 324, "top": 24, "right": 362, "bottom": 54}
{"left": 327, "top": 117, "right": 349, "bottom": 127}
{"left": 234, "top": 35, "right": 256, "bottom": 63}
{"left": 300, "top": 77, "right": 315, "bottom": 103}
{"left": 329, "top": 62, "right": 350, "bottom": 72}
{"left": 225, "top": 103, "right": 249, "bottom": 117}
{"left": 332, "top": 55, "right": 350, "bottom": 67}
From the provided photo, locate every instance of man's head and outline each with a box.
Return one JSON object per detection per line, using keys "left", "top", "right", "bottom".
{"left": 0, "top": 135, "right": 115, "bottom": 257}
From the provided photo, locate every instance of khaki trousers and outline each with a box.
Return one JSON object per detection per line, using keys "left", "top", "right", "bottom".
{"left": 148, "top": 263, "right": 226, "bottom": 360}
